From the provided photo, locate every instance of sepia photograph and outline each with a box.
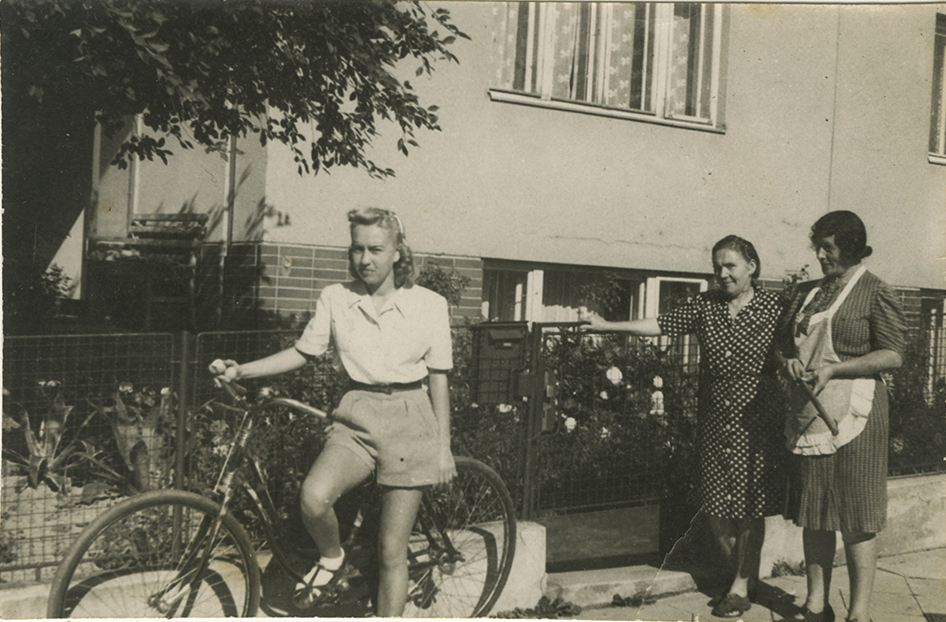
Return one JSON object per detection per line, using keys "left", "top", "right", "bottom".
{"left": 2, "top": 1, "right": 944, "bottom": 620}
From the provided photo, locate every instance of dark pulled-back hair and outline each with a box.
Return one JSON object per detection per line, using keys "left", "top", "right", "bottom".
{"left": 712, "top": 235, "right": 761, "bottom": 279}
{"left": 347, "top": 207, "right": 415, "bottom": 288}
{"left": 810, "top": 210, "right": 872, "bottom": 263}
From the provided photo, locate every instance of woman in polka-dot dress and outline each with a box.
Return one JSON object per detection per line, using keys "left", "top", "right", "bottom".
{"left": 582, "top": 235, "right": 786, "bottom": 619}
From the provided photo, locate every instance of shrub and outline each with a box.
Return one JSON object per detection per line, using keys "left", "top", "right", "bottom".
{"left": 535, "top": 329, "right": 700, "bottom": 509}
{"left": 4, "top": 264, "right": 74, "bottom": 336}
{"left": 415, "top": 261, "right": 471, "bottom": 308}
{"left": 888, "top": 335, "right": 946, "bottom": 472}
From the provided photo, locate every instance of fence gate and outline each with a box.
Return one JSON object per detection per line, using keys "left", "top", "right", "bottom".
{"left": 469, "top": 322, "right": 702, "bottom": 569}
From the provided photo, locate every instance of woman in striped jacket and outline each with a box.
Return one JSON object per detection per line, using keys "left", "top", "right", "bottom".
{"left": 777, "top": 210, "right": 906, "bottom": 622}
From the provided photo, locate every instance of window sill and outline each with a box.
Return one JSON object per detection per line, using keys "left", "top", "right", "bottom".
{"left": 928, "top": 153, "right": 946, "bottom": 165}
{"left": 488, "top": 89, "right": 726, "bottom": 134}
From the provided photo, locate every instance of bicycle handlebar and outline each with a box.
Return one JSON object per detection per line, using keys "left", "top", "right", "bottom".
{"left": 216, "top": 378, "right": 329, "bottom": 420}
{"left": 218, "top": 378, "right": 248, "bottom": 400}
{"left": 270, "top": 398, "right": 329, "bottom": 420}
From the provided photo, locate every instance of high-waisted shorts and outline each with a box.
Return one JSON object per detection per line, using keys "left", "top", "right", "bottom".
{"left": 325, "top": 388, "right": 440, "bottom": 488}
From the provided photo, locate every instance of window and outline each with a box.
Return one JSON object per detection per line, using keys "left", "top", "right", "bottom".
{"left": 930, "top": 14, "right": 946, "bottom": 164}
{"left": 483, "top": 268, "right": 530, "bottom": 321}
{"left": 543, "top": 270, "right": 643, "bottom": 322}
{"left": 482, "top": 261, "right": 708, "bottom": 324}
{"left": 490, "top": 2, "right": 725, "bottom": 130}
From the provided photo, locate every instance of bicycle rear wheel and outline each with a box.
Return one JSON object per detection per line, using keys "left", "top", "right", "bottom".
{"left": 404, "top": 456, "right": 516, "bottom": 617}
{"left": 47, "top": 489, "right": 260, "bottom": 618}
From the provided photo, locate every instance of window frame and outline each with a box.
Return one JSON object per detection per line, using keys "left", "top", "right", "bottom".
{"left": 489, "top": 2, "right": 727, "bottom": 133}
{"left": 929, "top": 13, "right": 946, "bottom": 165}
{"left": 645, "top": 276, "right": 708, "bottom": 364}
{"left": 482, "top": 260, "right": 710, "bottom": 324}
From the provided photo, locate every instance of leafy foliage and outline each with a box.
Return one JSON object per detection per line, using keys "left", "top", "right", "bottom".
{"left": 2, "top": 382, "right": 122, "bottom": 493}
{"left": 185, "top": 395, "right": 330, "bottom": 542}
{"left": 536, "top": 329, "right": 700, "bottom": 508}
{"left": 415, "top": 262, "right": 471, "bottom": 308}
{"left": 611, "top": 591, "right": 658, "bottom": 607}
{"left": 493, "top": 596, "right": 582, "bottom": 619}
{"left": 888, "top": 333, "right": 946, "bottom": 471}
{"left": 3, "top": 0, "right": 469, "bottom": 178}
{"left": 577, "top": 272, "right": 632, "bottom": 321}
{"left": 87, "top": 383, "right": 175, "bottom": 491}
{"left": 3, "top": 264, "right": 75, "bottom": 337}
{"left": 184, "top": 332, "right": 349, "bottom": 539}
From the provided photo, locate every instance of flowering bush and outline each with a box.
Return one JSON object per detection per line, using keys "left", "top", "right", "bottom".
{"left": 533, "top": 329, "right": 700, "bottom": 509}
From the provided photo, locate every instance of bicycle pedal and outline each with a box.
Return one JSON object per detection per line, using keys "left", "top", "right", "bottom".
{"left": 292, "top": 562, "right": 358, "bottom": 610}
{"left": 293, "top": 585, "right": 337, "bottom": 609}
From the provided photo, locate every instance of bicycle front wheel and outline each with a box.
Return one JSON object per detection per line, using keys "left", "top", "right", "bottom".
{"left": 47, "top": 489, "right": 260, "bottom": 618}
{"left": 404, "top": 456, "right": 516, "bottom": 618}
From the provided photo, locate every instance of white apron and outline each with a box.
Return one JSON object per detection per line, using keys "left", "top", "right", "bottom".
{"left": 785, "top": 266, "right": 874, "bottom": 455}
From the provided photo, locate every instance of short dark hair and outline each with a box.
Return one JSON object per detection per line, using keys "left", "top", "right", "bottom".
{"left": 712, "top": 235, "right": 761, "bottom": 279}
{"left": 347, "top": 207, "right": 415, "bottom": 288}
{"left": 810, "top": 210, "right": 872, "bottom": 263}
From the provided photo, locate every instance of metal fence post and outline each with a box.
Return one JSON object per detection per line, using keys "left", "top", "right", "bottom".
{"left": 519, "top": 322, "right": 545, "bottom": 521}
{"left": 175, "top": 331, "right": 194, "bottom": 490}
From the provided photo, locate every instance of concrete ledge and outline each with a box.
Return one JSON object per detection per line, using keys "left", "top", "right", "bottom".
{"left": 0, "top": 582, "right": 49, "bottom": 619}
{"left": 491, "top": 520, "right": 547, "bottom": 613}
{"left": 545, "top": 564, "right": 699, "bottom": 607}
{"left": 880, "top": 472, "right": 946, "bottom": 556}
{"left": 546, "top": 472, "right": 946, "bottom": 609}
{"left": 761, "top": 472, "right": 946, "bottom": 572}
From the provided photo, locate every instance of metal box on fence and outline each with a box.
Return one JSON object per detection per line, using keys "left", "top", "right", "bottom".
{"left": 469, "top": 322, "right": 530, "bottom": 405}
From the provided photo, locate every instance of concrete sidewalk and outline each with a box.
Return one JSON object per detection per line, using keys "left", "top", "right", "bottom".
{"left": 3, "top": 548, "right": 942, "bottom": 619}
{"left": 548, "top": 548, "right": 945, "bottom": 622}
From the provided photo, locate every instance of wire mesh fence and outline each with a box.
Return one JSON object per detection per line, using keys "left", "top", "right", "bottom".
{"left": 186, "top": 330, "right": 344, "bottom": 545}
{"left": 1, "top": 310, "right": 943, "bottom": 584}
{"left": 531, "top": 327, "right": 701, "bottom": 515}
{"left": 1, "top": 333, "right": 177, "bottom": 583}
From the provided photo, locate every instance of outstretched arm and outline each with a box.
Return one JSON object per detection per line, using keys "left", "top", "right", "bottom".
{"left": 579, "top": 309, "right": 662, "bottom": 336}
{"left": 210, "top": 347, "right": 309, "bottom": 382}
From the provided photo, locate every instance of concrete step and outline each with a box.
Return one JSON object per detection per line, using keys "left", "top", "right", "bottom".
{"left": 545, "top": 562, "right": 720, "bottom": 609}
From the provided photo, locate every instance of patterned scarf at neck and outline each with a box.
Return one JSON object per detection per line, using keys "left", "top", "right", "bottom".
{"left": 795, "top": 277, "right": 843, "bottom": 337}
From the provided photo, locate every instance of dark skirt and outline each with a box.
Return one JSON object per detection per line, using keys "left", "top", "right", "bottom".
{"left": 787, "top": 379, "right": 889, "bottom": 533}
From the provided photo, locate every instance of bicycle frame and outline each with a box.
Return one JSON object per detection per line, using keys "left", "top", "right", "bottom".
{"left": 49, "top": 376, "right": 517, "bottom": 619}
{"left": 202, "top": 390, "right": 342, "bottom": 588}
{"left": 124, "top": 382, "right": 481, "bottom": 615}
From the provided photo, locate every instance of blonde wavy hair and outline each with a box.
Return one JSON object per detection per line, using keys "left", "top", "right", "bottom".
{"left": 347, "top": 207, "right": 415, "bottom": 288}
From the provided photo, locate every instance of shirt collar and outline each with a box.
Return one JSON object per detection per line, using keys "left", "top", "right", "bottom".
{"left": 345, "top": 281, "right": 407, "bottom": 318}
{"left": 711, "top": 284, "right": 765, "bottom": 313}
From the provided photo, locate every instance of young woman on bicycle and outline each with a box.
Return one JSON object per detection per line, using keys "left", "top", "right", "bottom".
{"left": 210, "top": 207, "right": 456, "bottom": 617}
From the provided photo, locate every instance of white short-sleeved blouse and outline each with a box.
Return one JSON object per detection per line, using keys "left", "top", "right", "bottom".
{"left": 295, "top": 281, "right": 453, "bottom": 385}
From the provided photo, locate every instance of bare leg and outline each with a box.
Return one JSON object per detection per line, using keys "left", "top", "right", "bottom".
{"left": 803, "top": 528, "right": 836, "bottom": 614}
{"left": 298, "top": 445, "right": 373, "bottom": 559}
{"left": 843, "top": 532, "right": 877, "bottom": 621}
{"left": 375, "top": 487, "right": 424, "bottom": 617}
{"left": 709, "top": 515, "right": 764, "bottom": 598}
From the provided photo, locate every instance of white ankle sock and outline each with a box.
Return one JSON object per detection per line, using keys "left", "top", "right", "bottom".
{"left": 301, "top": 550, "right": 344, "bottom": 587}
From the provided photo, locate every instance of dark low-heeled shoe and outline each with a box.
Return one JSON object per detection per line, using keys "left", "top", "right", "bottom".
{"left": 799, "top": 604, "right": 835, "bottom": 622}
{"left": 711, "top": 593, "right": 751, "bottom": 618}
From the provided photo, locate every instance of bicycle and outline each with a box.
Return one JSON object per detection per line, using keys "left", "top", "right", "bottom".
{"left": 47, "top": 380, "right": 517, "bottom": 618}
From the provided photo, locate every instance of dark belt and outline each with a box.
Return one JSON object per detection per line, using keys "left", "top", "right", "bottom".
{"left": 349, "top": 380, "right": 424, "bottom": 395}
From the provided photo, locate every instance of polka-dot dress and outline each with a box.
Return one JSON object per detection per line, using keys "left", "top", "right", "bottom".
{"left": 658, "top": 287, "right": 787, "bottom": 519}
